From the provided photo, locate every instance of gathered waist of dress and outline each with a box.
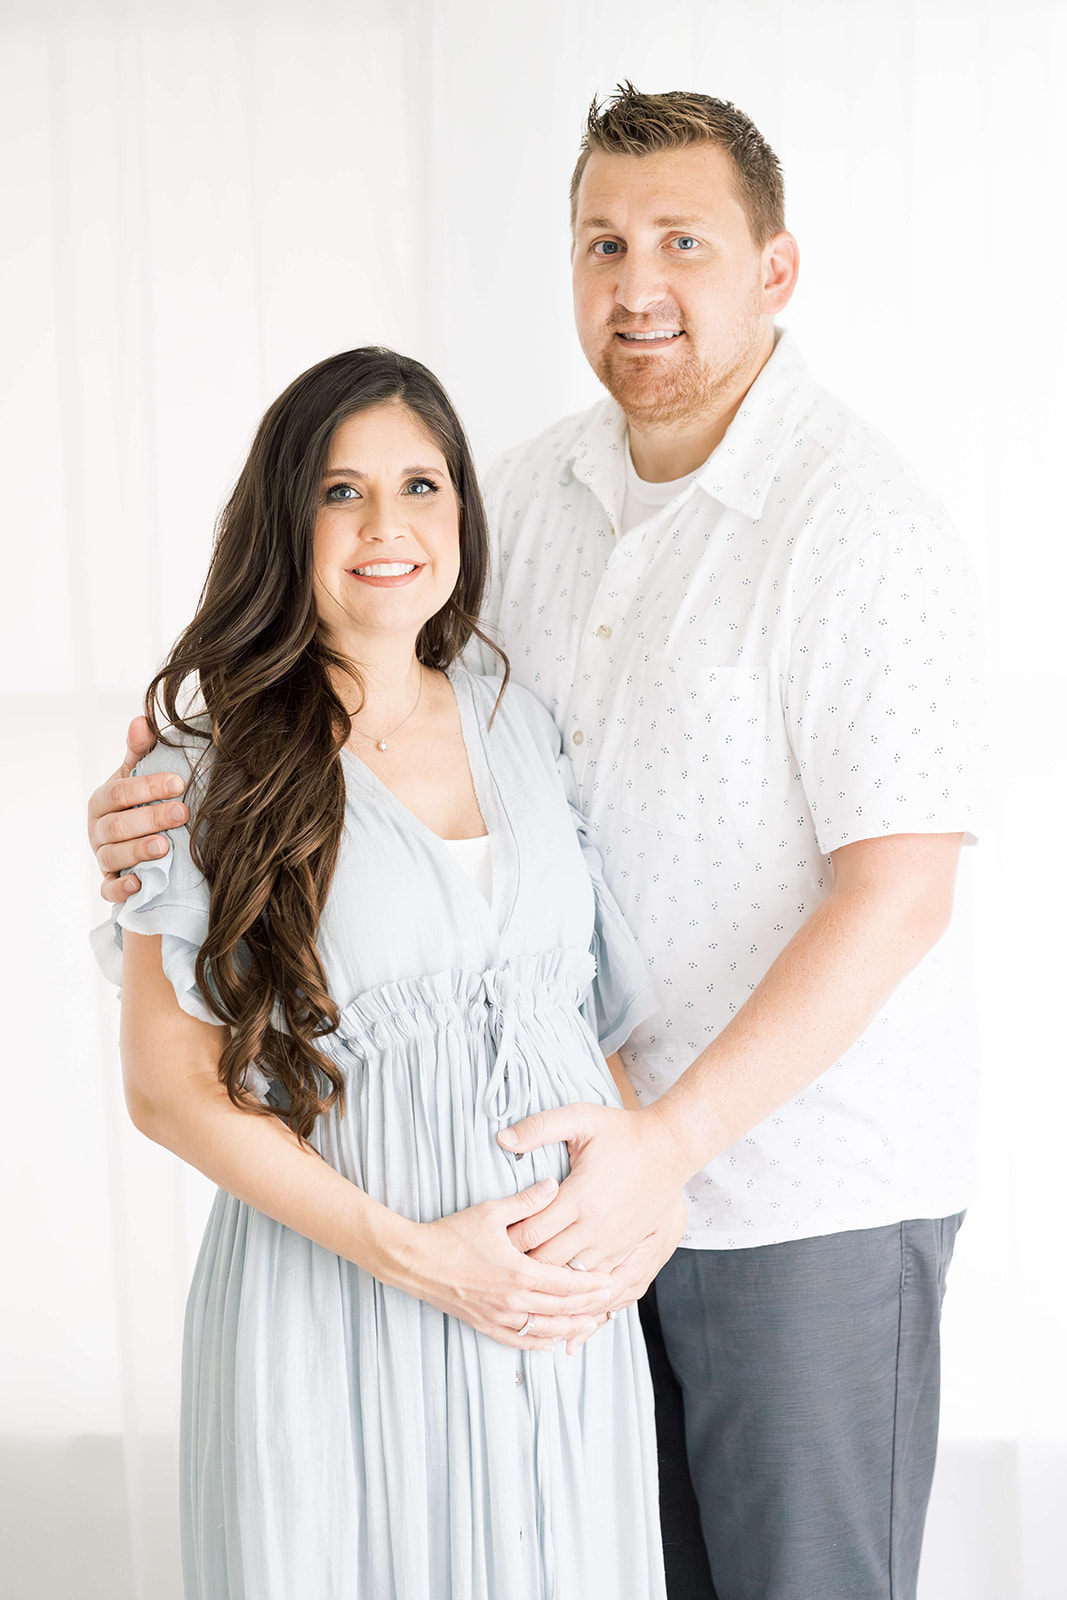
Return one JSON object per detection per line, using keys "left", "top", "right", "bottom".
{"left": 330, "top": 948, "right": 596, "bottom": 1053}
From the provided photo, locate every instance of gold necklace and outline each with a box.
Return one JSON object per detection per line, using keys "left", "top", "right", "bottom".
{"left": 347, "top": 668, "right": 424, "bottom": 754}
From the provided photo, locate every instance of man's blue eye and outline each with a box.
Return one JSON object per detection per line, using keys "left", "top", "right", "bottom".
{"left": 675, "top": 237, "right": 698, "bottom": 250}
{"left": 595, "top": 241, "right": 622, "bottom": 256}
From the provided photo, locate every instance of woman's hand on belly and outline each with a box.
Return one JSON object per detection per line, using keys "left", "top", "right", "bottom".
{"left": 396, "top": 1177, "right": 616, "bottom": 1350}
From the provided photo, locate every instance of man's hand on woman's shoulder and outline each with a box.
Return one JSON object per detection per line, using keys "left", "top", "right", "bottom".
{"left": 88, "top": 715, "right": 188, "bottom": 903}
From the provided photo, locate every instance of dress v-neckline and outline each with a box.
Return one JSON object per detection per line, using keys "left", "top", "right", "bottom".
{"left": 339, "top": 666, "right": 517, "bottom": 937}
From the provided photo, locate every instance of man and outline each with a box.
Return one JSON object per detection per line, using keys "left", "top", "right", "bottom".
{"left": 90, "top": 88, "right": 983, "bottom": 1600}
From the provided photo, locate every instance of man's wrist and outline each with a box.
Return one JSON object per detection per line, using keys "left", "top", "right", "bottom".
{"left": 641, "top": 1097, "right": 708, "bottom": 1188}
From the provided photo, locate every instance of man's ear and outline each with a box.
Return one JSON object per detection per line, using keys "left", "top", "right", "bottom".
{"left": 760, "top": 231, "right": 800, "bottom": 316}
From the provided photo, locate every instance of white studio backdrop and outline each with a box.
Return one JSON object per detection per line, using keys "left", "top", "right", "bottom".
{"left": 0, "top": 1, "right": 1064, "bottom": 1596}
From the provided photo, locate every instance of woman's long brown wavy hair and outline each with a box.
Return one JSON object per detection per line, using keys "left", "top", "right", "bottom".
{"left": 146, "top": 348, "right": 507, "bottom": 1140}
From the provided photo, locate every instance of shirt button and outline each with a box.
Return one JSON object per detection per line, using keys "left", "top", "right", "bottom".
{"left": 572, "top": 730, "right": 585, "bottom": 746}
{"left": 595, "top": 624, "right": 612, "bottom": 639}
{"left": 515, "top": 1370, "right": 525, "bottom": 1387}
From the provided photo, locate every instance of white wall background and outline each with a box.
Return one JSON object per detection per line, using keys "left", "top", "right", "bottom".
{"left": 0, "top": 1, "right": 1064, "bottom": 1595}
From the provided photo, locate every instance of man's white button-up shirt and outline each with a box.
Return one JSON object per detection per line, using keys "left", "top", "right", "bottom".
{"left": 480, "top": 332, "right": 985, "bottom": 1248}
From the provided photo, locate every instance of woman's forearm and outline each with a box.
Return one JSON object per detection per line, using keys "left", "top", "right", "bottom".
{"left": 120, "top": 931, "right": 419, "bottom": 1286}
{"left": 134, "top": 1069, "right": 419, "bottom": 1286}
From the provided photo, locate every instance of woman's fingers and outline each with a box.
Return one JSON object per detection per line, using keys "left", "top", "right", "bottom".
{"left": 482, "top": 1310, "right": 607, "bottom": 1351}
{"left": 489, "top": 1186, "right": 614, "bottom": 1307}
{"left": 520, "top": 1218, "right": 587, "bottom": 1269}
{"left": 505, "top": 1186, "right": 582, "bottom": 1257}
{"left": 497, "top": 1176, "right": 560, "bottom": 1226}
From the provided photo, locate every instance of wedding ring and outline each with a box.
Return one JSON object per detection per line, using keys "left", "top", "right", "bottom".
{"left": 568, "top": 1259, "right": 588, "bottom": 1271}
{"left": 517, "top": 1314, "right": 536, "bottom": 1337}
{"left": 607, "top": 1308, "right": 618, "bottom": 1320}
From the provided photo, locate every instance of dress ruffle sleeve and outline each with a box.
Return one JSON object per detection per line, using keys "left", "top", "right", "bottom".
{"left": 567, "top": 784, "right": 659, "bottom": 1057}
{"left": 503, "top": 682, "right": 659, "bottom": 1057}
{"left": 89, "top": 732, "right": 218, "bottom": 1027}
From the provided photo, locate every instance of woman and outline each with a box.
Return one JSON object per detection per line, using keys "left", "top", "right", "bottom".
{"left": 92, "top": 348, "right": 673, "bottom": 1599}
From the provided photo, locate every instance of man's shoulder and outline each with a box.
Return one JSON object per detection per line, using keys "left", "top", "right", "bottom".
{"left": 792, "top": 370, "right": 950, "bottom": 531}
{"left": 482, "top": 398, "right": 613, "bottom": 506}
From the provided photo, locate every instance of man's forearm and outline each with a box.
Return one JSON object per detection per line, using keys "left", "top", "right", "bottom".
{"left": 651, "top": 833, "right": 962, "bottom": 1177}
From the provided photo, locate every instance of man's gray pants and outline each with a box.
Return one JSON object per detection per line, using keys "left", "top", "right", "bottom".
{"left": 639, "top": 1215, "right": 962, "bottom": 1600}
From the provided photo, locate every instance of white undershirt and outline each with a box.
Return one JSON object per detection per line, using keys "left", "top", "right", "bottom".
{"left": 621, "top": 441, "right": 700, "bottom": 533}
{"left": 441, "top": 834, "right": 493, "bottom": 904}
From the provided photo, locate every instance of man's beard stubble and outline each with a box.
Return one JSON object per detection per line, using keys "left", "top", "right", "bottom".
{"left": 595, "top": 340, "right": 712, "bottom": 429}
{"left": 592, "top": 300, "right": 766, "bottom": 432}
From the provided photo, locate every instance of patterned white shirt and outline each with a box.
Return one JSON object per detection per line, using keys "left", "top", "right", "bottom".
{"left": 479, "top": 331, "right": 985, "bottom": 1249}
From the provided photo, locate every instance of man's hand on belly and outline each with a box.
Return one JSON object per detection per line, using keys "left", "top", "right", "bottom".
{"left": 498, "top": 1103, "right": 691, "bottom": 1283}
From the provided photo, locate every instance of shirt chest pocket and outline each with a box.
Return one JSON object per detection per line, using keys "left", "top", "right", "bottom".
{"left": 618, "top": 654, "right": 770, "bottom": 838}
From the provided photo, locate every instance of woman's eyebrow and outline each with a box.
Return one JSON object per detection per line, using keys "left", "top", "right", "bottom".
{"left": 321, "top": 465, "right": 444, "bottom": 478}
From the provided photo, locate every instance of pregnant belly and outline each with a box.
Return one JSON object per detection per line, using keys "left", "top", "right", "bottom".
{"left": 308, "top": 953, "right": 618, "bottom": 1221}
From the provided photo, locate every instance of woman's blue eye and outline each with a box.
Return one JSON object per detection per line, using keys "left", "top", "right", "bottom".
{"left": 405, "top": 478, "right": 438, "bottom": 496}
{"left": 325, "top": 483, "right": 359, "bottom": 501}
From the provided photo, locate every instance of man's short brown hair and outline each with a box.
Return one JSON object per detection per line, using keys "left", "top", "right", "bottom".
{"left": 570, "top": 83, "right": 785, "bottom": 245}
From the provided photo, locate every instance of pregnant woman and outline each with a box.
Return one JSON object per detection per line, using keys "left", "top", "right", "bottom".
{"left": 91, "top": 348, "right": 675, "bottom": 1599}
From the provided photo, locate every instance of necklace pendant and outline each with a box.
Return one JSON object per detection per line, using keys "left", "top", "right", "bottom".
{"left": 376, "top": 738, "right": 388, "bottom": 753}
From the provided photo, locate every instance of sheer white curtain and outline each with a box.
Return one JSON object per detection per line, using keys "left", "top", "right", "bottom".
{"left": 1, "top": 1, "right": 1063, "bottom": 1595}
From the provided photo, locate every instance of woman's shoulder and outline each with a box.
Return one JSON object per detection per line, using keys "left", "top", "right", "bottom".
{"left": 459, "top": 668, "right": 562, "bottom": 756}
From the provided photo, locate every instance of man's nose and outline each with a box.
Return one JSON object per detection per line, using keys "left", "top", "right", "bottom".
{"left": 614, "top": 251, "right": 670, "bottom": 315}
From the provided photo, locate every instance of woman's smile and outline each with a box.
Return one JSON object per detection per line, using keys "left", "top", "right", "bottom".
{"left": 346, "top": 559, "right": 426, "bottom": 587}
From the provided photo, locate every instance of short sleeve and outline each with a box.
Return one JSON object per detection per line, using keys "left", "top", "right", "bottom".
{"left": 89, "top": 732, "right": 218, "bottom": 1025}
{"left": 784, "top": 514, "right": 986, "bottom": 855}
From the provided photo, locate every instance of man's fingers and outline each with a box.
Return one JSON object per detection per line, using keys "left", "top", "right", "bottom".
{"left": 91, "top": 780, "right": 187, "bottom": 868}
{"left": 507, "top": 1233, "right": 614, "bottom": 1308}
{"left": 497, "top": 1104, "right": 589, "bottom": 1157}
{"left": 100, "top": 776, "right": 187, "bottom": 831}
{"left": 120, "top": 714, "right": 158, "bottom": 778}
{"left": 510, "top": 1279, "right": 614, "bottom": 1318}
{"left": 89, "top": 773, "right": 187, "bottom": 859}
{"left": 99, "top": 872, "right": 144, "bottom": 905}
{"left": 96, "top": 833, "right": 173, "bottom": 876}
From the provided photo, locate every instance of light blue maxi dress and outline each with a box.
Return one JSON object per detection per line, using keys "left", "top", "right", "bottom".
{"left": 93, "top": 666, "right": 667, "bottom": 1600}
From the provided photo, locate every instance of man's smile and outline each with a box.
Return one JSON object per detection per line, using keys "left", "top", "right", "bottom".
{"left": 614, "top": 329, "right": 685, "bottom": 343}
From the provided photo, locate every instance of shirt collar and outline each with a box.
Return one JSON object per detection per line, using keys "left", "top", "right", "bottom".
{"left": 695, "top": 329, "right": 811, "bottom": 518}
{"left": 568, "top": 397, "right": 630, "bottom": 529}
{"left": 566, "top": 328, "right": 812, "bottom": 526}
